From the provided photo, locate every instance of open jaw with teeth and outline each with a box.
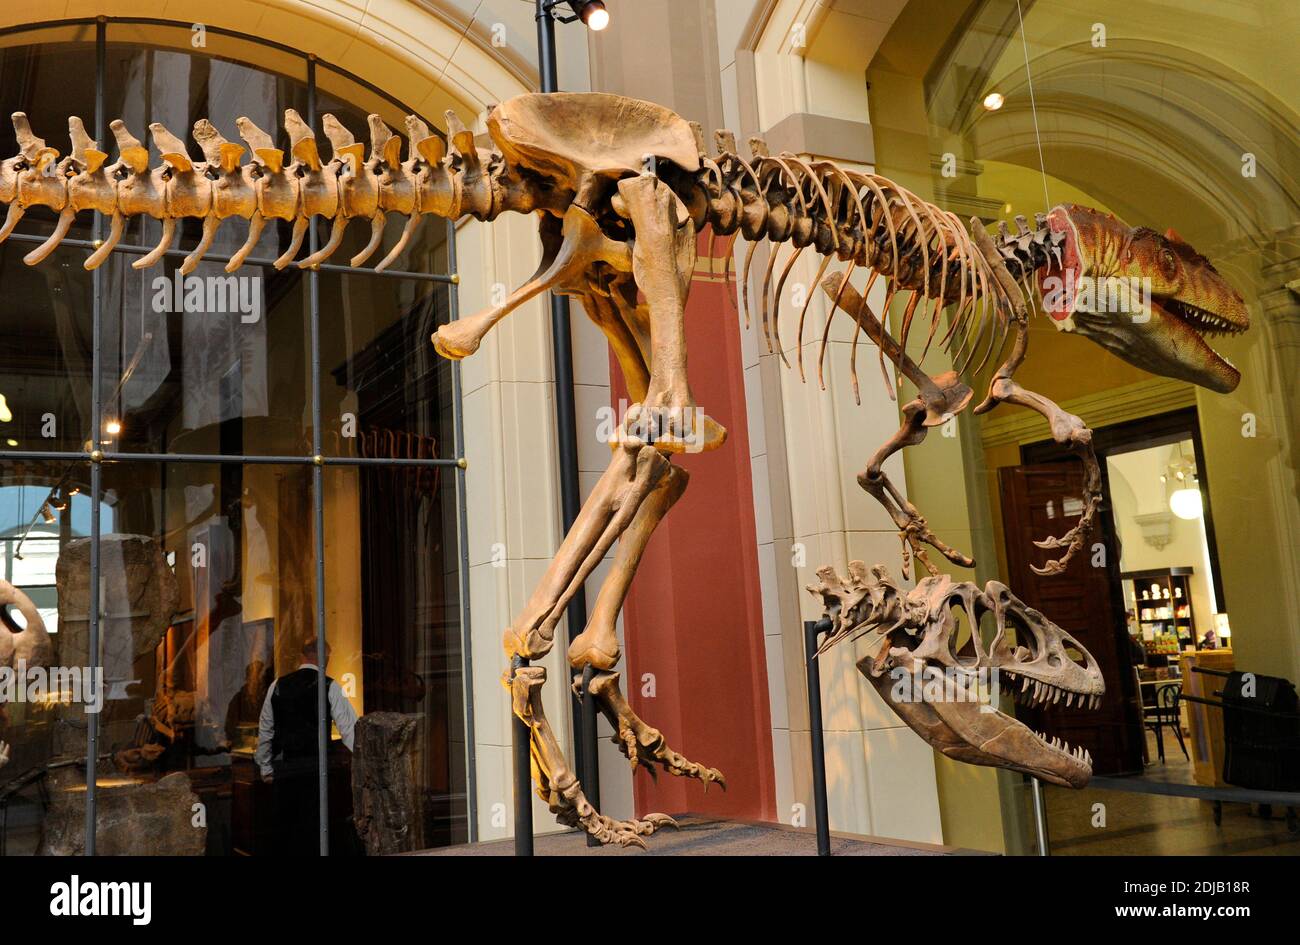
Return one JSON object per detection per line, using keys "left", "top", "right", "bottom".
{"left": 1038, "top": 206, "right": 1251, "bottom": 395}
{"left": 808, "top": 562, "right": 1106, "bottom": 789}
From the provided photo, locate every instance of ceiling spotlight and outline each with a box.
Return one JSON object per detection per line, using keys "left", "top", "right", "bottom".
{"left": 982, "top": 92, "right": 1005, "bottom": 111}
{"left": 105, "top": 419, "right": 122, "bottom": 435}
{"left": 565, "top": 1, "right": 609, "bottom": 30}
{"left": 40, "top": 502, "right": 56, "bottom": 524}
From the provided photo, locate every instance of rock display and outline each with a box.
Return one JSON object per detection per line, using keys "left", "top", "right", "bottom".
{"left": 55, "top": 534, "right": 180, "bottom": 668}
{"left": 351, "top": 712, "right": 426, "bottom": 855}
{"left": 39, "top": 768, "right": 205, "bottom": 855}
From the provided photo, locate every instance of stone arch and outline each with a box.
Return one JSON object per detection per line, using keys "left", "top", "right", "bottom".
{"left": 0, "top": 0, "right": 534, "bottom": 122}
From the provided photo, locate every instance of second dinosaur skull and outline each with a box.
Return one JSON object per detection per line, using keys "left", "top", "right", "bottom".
{"left": 808, "top": 562, "right": 1105, "bottom": 788}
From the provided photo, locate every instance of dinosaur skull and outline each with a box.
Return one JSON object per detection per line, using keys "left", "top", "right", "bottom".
{"left": 808, "top": 562, "right": 1104, "bottom": 788}
{"left": 1039, "top": 205, "right": 1249, "bottom": 394}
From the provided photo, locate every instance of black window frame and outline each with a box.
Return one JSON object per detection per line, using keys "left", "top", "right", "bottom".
{"left": 0, "top": 16, "right": 474, "bottom": 855}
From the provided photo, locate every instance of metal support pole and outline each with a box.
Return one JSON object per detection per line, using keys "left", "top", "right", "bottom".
{"left": 447, "top": 222, "right": 478, "bottom": 843}
{"left": 511, "top": 655, "right": 534, "bottom": 856}
{"left": 804, "top": 619, "right": 833, "bottom": 857}
{"left": 307, "top": 55, "right": 331, "bottom": 857}
{"left": 84, "top": 16, "right": 107, "bottom": 857}
{"left": 535, "top": 0, "right": 597, "bottom": 814}
{"left": 581, "top": 663, "right": 600, "bottom": 847}
{"left": 1030, "top": 776, "right": 1051, "bottom": 856}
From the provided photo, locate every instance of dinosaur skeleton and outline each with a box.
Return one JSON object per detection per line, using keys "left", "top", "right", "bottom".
{"left": 0, "top": 91, "right": 1248, "bottom": 845}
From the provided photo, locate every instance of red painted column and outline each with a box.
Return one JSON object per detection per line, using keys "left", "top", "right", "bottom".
{"left": 610, "top": 229, "right": 776, "bottom": 821}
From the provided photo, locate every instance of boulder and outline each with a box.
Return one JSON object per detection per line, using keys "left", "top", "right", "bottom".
{"left": 39, "top": 768, "right": 205, "bottom": 855}
{"left": 55, "top": 534, "right": 180, "bottom": 668}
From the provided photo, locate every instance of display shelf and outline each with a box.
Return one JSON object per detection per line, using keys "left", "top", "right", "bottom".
{"left": 1122, "top": 566, "right": 1201, "bottom": 658}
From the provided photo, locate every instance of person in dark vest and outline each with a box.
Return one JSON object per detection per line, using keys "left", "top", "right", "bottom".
{"left": 254, "top": 637, "right": 358, "bottom": 855}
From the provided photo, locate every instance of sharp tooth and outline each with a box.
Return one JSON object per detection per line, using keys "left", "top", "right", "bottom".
{"left": 1022, "top": 676, "right": 1031, "bottom": 693}
{"left": 1052, "top": 687, "right": 1061, "bottom": 704}
{"left": 1066, "top": 692, "right": 1075, "bottom": 708}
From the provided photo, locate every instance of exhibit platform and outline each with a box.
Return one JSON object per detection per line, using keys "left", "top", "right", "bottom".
{"left": 419, "top": 814, "right": 979, "bottom": 856}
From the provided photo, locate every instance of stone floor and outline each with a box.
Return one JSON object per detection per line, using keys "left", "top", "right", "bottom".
{"left": 419, "top": 814, "right": 967, "bottom": 856}
{"left": 1044, "top": 731, "right": 1300, "bottom": 855}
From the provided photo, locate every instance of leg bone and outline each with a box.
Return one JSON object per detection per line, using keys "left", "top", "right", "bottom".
{"left": 567, "top": 463, "right": 688, "bottom": 671}
{"left": 510, "top": 664, "right": 675, "bottom": 848}
{"left": 504, "top": 444, "right": 671, "bottom": 662}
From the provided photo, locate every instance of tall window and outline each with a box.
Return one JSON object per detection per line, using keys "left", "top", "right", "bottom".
{"left": 0, "top": 20, "right": 469, "bottom": 856}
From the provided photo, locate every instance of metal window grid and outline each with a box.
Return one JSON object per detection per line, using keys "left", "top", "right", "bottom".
{"left": 0, "top": 16, "right": 475, "bottom": 854}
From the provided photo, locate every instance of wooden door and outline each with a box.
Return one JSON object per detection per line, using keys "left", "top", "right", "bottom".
{"left": 998, "top": 461, "right": 1144, "bottom": 775}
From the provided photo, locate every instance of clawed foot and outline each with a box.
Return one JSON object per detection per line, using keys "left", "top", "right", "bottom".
{"left": 1030, "top": 428, "right": 1101, "bottom": 576}
{"left": 1030, "top": 490, "right": 1100, "bottom": 575}
{"left": 864, "top": 473, "right": 974, "bottom": 579}
{"left": 563, "top": 804, "right": 677, "bottom": 849}
{"left": 897, "top": 513, "right": 975, "bottom": 580}
{"left": 582, "top": 670, "right": 727, "bottom": 792}
{"left": 614, "top": 720, "right": 727, "bottom": 791}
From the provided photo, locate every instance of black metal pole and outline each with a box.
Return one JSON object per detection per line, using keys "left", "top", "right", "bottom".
{"left": 581, "top": 663, "right": 600, "bottom": 846}
{"left": 805, "top": 619, "right": 833, "bottom": 856}
{"left": 84, "top": 15, "right": 107, "bottom": 858}
{"left": 307, "top": 55, "right": 331, "bottom": 857}
{"left": 535, "top": 0, "right": 597, "bottom": 817}
{"left": 512, "top": 655, "right": 534, "bottom": 856}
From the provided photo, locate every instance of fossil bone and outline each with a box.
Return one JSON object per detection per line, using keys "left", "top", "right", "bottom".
{"left": 807, "top": 563, "right": 1104, "bottom": 786}
{"left": 0, "top": 579, "right": 53, "bottom": 770}
{"left": 5, "top": 92, "right": 1250, "bottom": 834}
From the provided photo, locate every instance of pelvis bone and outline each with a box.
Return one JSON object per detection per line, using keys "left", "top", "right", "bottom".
{"left": 808, "top": 561, "right": 1105, "bottom": 788}
{"left": 0, "top": 578, "right": 52, "bottom": 671}
{"left": 0, "top": 578, "right": 53, "bottom": 768}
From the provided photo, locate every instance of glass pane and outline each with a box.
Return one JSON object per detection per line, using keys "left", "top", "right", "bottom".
{"left": 0, "top": 24, "right": 467, "bottom": 858}
{"left": 0, "top": 241, "right": 95, "bottom": 454}
{"left": 314, "top": 67, "right": 451, "bottom": 277}
{"left": 101, "top": 27, "right": 310, "bottom": 269}
{"left": 0, "top": 459, "right": 98, "bottom": 854}
{"left": 99, "top": 251, "right": 313, "bottom": 457}
{"left": 0, "top": 37, "right": 100, "bottom": 454}
{"left": 318, "top": 272, "right": 455, "bottom": 459}
{"left": 67, "top": 460, "right": 331, "bottom": 856}
{"left": 324, "top": 462, "right": 466, "bottom": 852}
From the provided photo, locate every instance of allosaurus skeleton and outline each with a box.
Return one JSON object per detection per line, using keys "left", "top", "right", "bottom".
{"left": 0, "top": 92, "right": 1248, "bottom": 844}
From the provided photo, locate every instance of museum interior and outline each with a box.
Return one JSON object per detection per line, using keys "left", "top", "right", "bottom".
{"left": 0, "top": 1, "right": 1295, "bottom": 857}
